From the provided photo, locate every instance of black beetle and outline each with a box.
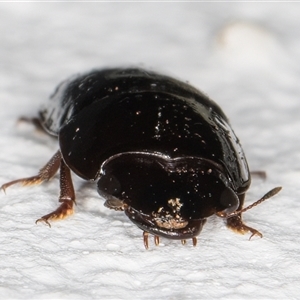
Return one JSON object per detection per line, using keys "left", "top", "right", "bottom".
{"left": 1, "top": 68, "right": 281, "bottom": 249}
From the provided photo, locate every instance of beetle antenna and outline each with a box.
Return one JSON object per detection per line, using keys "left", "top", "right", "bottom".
{"left": 226, "top": 186, "right": 282, "bottom": 219}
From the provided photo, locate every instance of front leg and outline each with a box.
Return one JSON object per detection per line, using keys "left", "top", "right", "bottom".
{"left": 225, "top": 194, "right": 262, "bottom": 239}
{"left": 36, "top": 158, "right": 76, "bottom": 227}
{"left": 226, "top": 213, "right": 262, "bottom": 239}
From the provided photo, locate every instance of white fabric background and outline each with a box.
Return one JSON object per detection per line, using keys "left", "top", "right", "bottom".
{"left": 0, "top": 2, "right": 299, "bottom": 299}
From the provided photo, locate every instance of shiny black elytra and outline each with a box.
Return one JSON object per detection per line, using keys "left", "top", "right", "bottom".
{"left": 1, "top": 68, "right": 281, "bottom": 249}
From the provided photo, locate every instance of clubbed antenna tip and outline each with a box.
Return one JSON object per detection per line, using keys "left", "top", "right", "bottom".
{"left": 226, "top": 186, "right": 282, "bottom": 219}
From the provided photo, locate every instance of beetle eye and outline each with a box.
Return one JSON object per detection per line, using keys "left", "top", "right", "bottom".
{"left": 219, "top": 187, "right": 239, "bottom": 215}
{"left": 97, "top": 175, "right": 121, "bottom": 197}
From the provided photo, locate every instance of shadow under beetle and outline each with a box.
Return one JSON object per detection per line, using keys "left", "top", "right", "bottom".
{"left": 1, "top": 68, "right": 281, "bottom": 249}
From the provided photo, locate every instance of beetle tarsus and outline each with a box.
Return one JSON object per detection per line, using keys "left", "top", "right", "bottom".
{"left": 36, "top": 217, "right": 52, "bottom": 228}
{"left": 1, "top": 176, "right": 42, "bottom": 192}
{"left": 248, "top": 228, "right": 263, "bottom": 240}
{"left": 35, "top": 199, "right": 75, "bottom": 226}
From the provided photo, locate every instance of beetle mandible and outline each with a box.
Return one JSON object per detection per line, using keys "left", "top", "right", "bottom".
{"left": 1, "top": 68, "right": 281, "bottom": 249}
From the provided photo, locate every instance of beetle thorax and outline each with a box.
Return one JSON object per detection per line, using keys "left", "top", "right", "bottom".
{"left": 97, "top": 152, "right": 240, "bottom": 240}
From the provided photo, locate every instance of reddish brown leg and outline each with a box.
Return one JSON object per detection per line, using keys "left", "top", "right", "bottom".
{"left": 1, "top": 150, "right": 76, "bottom": 226}
{"left": 1, "top": 150, "right": 61, "bottom": 191}
{"left": 36, "top": 159, "right": 75, "bottom": 227}
{"left": 143, "top": 231, "right": 149, "bottom": 249}
{"left": 225, "top": 194, "right": 262, "bottom": 239}
{"left": 18, "top": 117, "right": 45, "bottom": 133}
{"left": 250, "top": 171, "right": 266, "bottom": 179}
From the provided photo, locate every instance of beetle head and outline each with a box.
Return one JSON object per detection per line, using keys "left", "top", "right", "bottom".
{"left": 97, "top": 153, "right": 240, "bottom": 240}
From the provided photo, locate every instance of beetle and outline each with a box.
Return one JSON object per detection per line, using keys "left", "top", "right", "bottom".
{"left": 1, "top": 68, "right": 281, "bottom": 249}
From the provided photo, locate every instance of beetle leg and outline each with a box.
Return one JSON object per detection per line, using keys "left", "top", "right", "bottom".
{"left": 1, "top": 151, "right": 61, "bottom": 192}
{"left": 250, "top": 171, "right": 266, "bottom": 180}
{"left": 36, "top": 158, "right": 75, "bottom": 226}
{"left": 226, "top": 194, "right": 262, "bottom": 239}
{"left": 226, "top": 214, "right": 262, "bottom": 239}
{"left": 154, "top": 235, "right": 160, "bottom": 246}
{"left": 192, "top": 237, "right": 197, "bottom": 247}
{"left": 143, "top": 231, "right": 149, "bottom": 249}
{"left": 18, "top": 116, "right": 45, "bottom": 133}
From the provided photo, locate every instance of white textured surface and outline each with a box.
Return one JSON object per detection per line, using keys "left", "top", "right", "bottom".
{"left": 0, "top": 3, "right": 300, "bottom": 299}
